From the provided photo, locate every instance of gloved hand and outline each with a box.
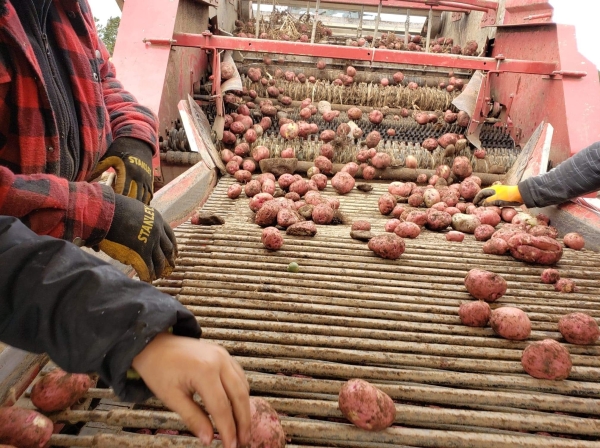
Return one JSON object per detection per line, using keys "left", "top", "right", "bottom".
{"left": 91, "top": 137, "right": 154, "bottom": 204}
{"left": 473, "top": 184, "right": 524, "bottom": 207}
{"left": 98, "top": 195, "right": 177, "bottom": 282}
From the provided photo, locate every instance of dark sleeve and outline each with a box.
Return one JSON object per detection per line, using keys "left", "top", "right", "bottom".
{"left": 519, "top": 141, "right": 600, "bottom": 208}
{"left": 0, "top": 216, "right": 201, "bottom": 403}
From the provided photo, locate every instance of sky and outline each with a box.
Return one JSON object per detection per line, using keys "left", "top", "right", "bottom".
{"left": 87, "top": 0, "right": 599, "bottom": 68}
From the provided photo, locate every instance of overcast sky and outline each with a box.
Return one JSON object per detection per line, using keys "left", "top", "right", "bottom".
{"left": 88, "top": 0, "right": 599, "bottom": 68}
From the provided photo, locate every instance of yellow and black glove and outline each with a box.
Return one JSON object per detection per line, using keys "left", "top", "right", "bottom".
{"left": 473, "top": 185, "right": 524, "bottom": 207}
{"left": 99, "top": 195, "right": 177, "bottom": 282}
{"left": 92, "top": 138, "right": 154, "bottom": 205}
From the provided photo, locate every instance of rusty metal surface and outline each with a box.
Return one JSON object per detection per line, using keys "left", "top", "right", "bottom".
{"left": 16, "top": 175, "right": 599, "bottom": 446}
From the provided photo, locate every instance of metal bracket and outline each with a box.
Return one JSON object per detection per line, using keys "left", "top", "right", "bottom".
{"left": 542, "top": 70, "right": 588, "bottom": 80}
{"left": 142, "top": 38, "right": 177, "bottom": 46}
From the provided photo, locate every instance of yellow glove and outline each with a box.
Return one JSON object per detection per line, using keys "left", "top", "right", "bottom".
{"left": 473, "top": 185, "right": 523, "bottom": 207}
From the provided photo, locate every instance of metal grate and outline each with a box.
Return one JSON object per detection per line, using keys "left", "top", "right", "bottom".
{"left": 23, "top": 177, "right": 600, "bottom": 447}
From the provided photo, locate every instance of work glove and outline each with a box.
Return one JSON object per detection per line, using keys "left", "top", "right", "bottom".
{"left": 91, "top": 137, "right": 154, "bottom": 205}
{"left": 473, "top": 184, "right": 524, "bottom": 207}
{"left": 98, "top": 195, "right": 177, "bottom": 282}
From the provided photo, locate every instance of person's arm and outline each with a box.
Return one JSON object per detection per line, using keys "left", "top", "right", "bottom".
{"left": 0, "top": 216, "right": 251, "bottom": 445}
{"left": 518, "top": 141, "right": 600, "bottom": 208}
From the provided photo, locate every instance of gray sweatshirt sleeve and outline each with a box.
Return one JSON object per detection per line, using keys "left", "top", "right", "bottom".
{"left": 518, "top": 141, "right": 600, "bottom": 208}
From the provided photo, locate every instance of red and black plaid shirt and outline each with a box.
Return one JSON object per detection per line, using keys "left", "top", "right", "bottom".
{"left": 0, "top": 0, "right": 159, "bottom": 245}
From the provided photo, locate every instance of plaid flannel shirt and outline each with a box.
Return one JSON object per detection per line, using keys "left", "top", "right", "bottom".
{"left": 0, "top": 0, "right": 159, "bottom": 246}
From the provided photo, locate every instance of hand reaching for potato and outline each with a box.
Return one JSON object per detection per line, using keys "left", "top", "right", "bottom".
{"left": 132, "top": 333, "right": 251, "bottom": 447}
{"left": 473, "top": 184, "right": 523, "bottom": 207}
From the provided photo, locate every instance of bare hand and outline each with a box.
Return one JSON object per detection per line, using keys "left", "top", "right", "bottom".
{"left": 132, "top": 333, "right": 250, "bottom": 447}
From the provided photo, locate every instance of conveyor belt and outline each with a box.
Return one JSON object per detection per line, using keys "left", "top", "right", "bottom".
{"left": 22, "top": 177, "right": 600, "bottom": 447}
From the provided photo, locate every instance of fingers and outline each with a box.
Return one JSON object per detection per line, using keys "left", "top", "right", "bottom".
{"left": 152, "top": 242, "right": 166, "bottom": 280}
{"left": 473, "top": 188, "right": 496, "bottom": 206}
{"left": 193, "top": 374, "right": 238, "bottom": 448}
{"left": 222, "top": 359, "right": 252, "bottom": 447}
{"left": 161, "top": 221, "right": 178, "bottom": 263}
{"left": 161, "top": 389, "right": 214, "bottom": 445}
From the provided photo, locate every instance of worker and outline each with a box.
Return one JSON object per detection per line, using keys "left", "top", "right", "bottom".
{"left": 474, "top": 141, "right": 600, "bottom": 208}
{"left": 0, "top": 0, "right": 173, "bottom": 282}
{"left": 0, "top": 215, "right": 250, "bottom": 447}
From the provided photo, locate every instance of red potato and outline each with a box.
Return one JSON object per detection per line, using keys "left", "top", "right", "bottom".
{"left": 528, "top": 225, "right": 558, "bottom": 239}
{"left": 385, "top": 219, "right": 402, "bottom": 233}
{"left": 227, "top": 184, "right": 243, "bottom": 199}
{"left": 352, "top": 221, "right": 371, "bottom": 232}
{"left": 431, "top": 202, "right": 447, "bottom": 212}
{"left": 226, "top": 160, "right": 240, "bottom": 175}
{"left": 563, "top": 232, "right": 585, "bottom": 250}
{"left": 407, "top": 193, "right": 424, "bottom": 208}
{"left": 234, "top": 170, "right": 252, "bottom": 183}
{"left": 416, "top": 173, "right": 428, "bottom": 184}
{"left": 422, "top": 138, "right": 438, "bottom": 151}
{"left": 234, "top": 143, "right": 250, "bottom": 157}
{"left": 314, "top": 156, "right": 333, "bottom": 174}
{"left": 555, "top": 278, "right": 577, "bottom": 293}
{"left": 405, "top": 156, "right": 418, "bottom": 169}
{"left": 252, "top": 146, "right": 270, "bottom": 162}
{"left": 482, "top": 238, "right": 509, "bottom": 255}
{"left": 464, "top": 269, "right": 507, "bottom": 302}
{"left": 221, "top": 149, "right": 234, "bottom": 163}
{"left": 277, "top": 208, "right": 301, "bottom": 228}
{"left": 541, "top": 268, "right": 560, "bottom": 284}
{"left": 451, "top": 213, "right": 481, "bottom": 234}
{"left": 521, "top": 339, "right": 572, "bottom": 380}
{"left": 249, "top": 397, "right": 286, "bottom": 448}
{"left": 262, "top": 227, "right": 284, "bottom": 250}
{"left": 474, "top": 224, "right": 496, "bottom": 241}
{"left": 312, "top": 204, "right": 335, "bottom": 225}
{"left": 287, "top": 221, "right": 317, "bottom": 237}
{"left": 456, "top": 110, "right": 471, "bottom": 127}
{"left": 446, "top": 231, "right": 465, "bottom": 242}
{"left": 441, "top": 192, "right": 459, "bottom": 208}
{"left": 371, "top": 153, "right": 391, "bottom": 169}
{"left": 320, "top": 130, "right": 336, "bottom": 143}
{"left": 281, "top": 148, "right": 295, "bottom": 158}
{"left": 558, "top": 313, "right": 600, "bottom": 345}
{"left": 394, "top": 221, "right": 421, "bottom": 239}
{"left": 426, "top": 211, "right": 452, "bottom": 231}
{"left": 257, "top": 173, "right": 276, "bottom": 184}
{"left": 255, "top": 201, "right": 281, "bottom": 227}
{"left": 320, "top": 143, "right": 334, "bottom": 160}
{"left": 405, "top": 210, "right": 428, "bottom": 226}
{"left": 285, "top": 192, "right": 300, "bottom": 202}
{"left": 438, "top": 133, "right": 458, "bottom": 149}
{"left": 341, "top": 162, "right": 359, "bottom": 177}
{"left": 459, "top": 301, "right": 491, "bottom": 327}
{"left": 312, "top": 174, "right": 328, "bottom": 190}
{"left": 289, "top": 180, "right": 310, "bottom": 197}
{"left": 378, "top": 193, "right": 398, "bottom": 215}
{"left": 331, "top": 172, "right": 355, "bottom": 195}
{"left": 423, "top": 189, "right": 441, "bottom": 208}
{"left": 368, "top": 234, "right": 406, "bottom": 260}
{"left": 362, "top": 166, "right": 376, "bottom": 180}
{"left": 388, "top": 182, "right": 413, "bottom": 197}
{"left": 368, "top": 110, "right": 384, "bottom": 125}
{"left": 365, "top": 131, "right": 382, "bottom": 149}
{"left": 459, "top": 180, "right": 480, "bottom": 201}
{"left": 393, "top": 71, "right": 405, "bottom": 83}
{"left": 452, "top": 156, "right": 473, "bottom": 179}
{"left": 280, "top": 122, "right": 299, "bottom": 140}
{"left": 477, "top": 210, "right": 501, "bottom": 227}
{"left": 220, "top": 61, "right": 235, "bottom": 80}
{"left": 278, "top": 173, "right": 296, "bottom": 190}
{"left": 242, "top": 159, "right": 256, "bottom": 173}
{"left": 338, "top": 379, "right": 396, "bottom": 431}
{"left": 0, "top": 407, "right": 53, "bottom": 448}
{"left": 244, "top": 180, "right": 262, "bottom": 198}
{"left": 490, "top": 307, "right": 531, "bottom": 340}
{"left": 348, "top": 107, "right": 363, "bottom": 120}
{"left": 445, "top": 207, "right": 461, "bottom": 216}
{"left": 391, "top": 205, "right": 406, "bottom": 218}
{"left": 508, "top": 234, "right": 563, "bottom": 265}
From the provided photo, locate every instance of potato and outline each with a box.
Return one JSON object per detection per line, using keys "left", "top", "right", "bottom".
{"left": 501, "top": 207, "right": 518, "bottom": 223}
{"left": 416, "top": 173, "right": 428, "bottom": 183}
{"left": 388, "top": 182, "right": 413, "bottom": 197}
{"left": 477, "top": 210, "right": 501, "bottom": 227}
{"left": 255, "top": 201, "right": 281, "bottom": 227}
{"left": 422, "top": 138, "right": 438, "bottom": 151}
{"left": 371, "top": 153, "right": 391, "bottom": 169}
{"left": 368, "top": 234, "right": 406, "bottom": 260}
{"left": 321, "top": 171, "right": 347, "bottom": 194}
{"left": 563, "top": 232, "right": 585, "bottom": 250}
{"left": 445, "top": 207, "right": 461, "bottom": 216}
{"left": 312, "top": 203, "right": 334, "bottom": 224}
{"left": 482, "top": 238, "right": 509, "bottom": 255}
{"left": 490, "top": 307, "right": 531, "bottom": 340}
{"left": 529, "top": 225, "right": 558, "bottom": 239}
{"left": 474, "top": 224, "right": 496, "bottom": 241}
{"left": 311, "top": 173, "right": 328, "bottom": 190}
{"left": 438, "top": 133, "right": 458, "bottom": 149}
{"left": 228, "top": 184, "right": 242, "bottom": 199}
{"left": 441, "top": 192, "right": 459, "bottom": 208}
{"left": 385, "top": 219, "right": 402, "bottom": 233}
{"left": 262, "top": 227, "right": 283, "bottom": 250}
{"left": 31, "top": 369, "right": 92, "bottom": 412}
{"left": 277, "top": 208, "right": 301, "bottom": 228}
{"left": 423, "top": 189, "right": 441, "bottom": 208}
{"left": 446, "top": 231, "right": 465, "bottom": 242}
{"left": 289, "top": 180, "right": 310, "bottom": 197}
{"left": 407, "top": 193, "right": 424, "bottom": 207}
{"left": 426, "top": 210, "right": 452, "bottom": 231}
{"left": 405, "top": 210, "right": 428, "bottom": 226}
{"left": 459, "top": 301, "right": 491, "bottom": 327}
{"left": 508, "top": 234, "right": 563, "bottom": 265}
{"left": 342, "top": 162, "right": 360, "bottom": 177}
{"left": 249, "top": 397, "right": 286, "bottom": 448}
{"left": 555, "top": 278, "right": 577, "bottom": 293}
{"left": 286, "top": 221, "right": 317, "bottom": 237}
{"left": 459, "top": 179, "right": 480, "bottom": 201}
{"left": 464, "top": 269, "right": 507, "bottom": 302}
{"left": 297, "top": 204, "right": 314, "bottom": 220}
{"left": 540, "top": 269, "right": 560, "bottom": 284}
{"left": 348, "top": 107, "right": 362, "bottom": 120}
{"left": 277, "top": 173, "right": 296, "bottom": 190}
{"left": 394, "top": 222, "right": 421, "bottom": 239}
{"left": 378, "top": 193, "right": 397, "bottom": 215}
{"left": 0, "top": 407, "right": 53, "bottom": 448}
{"left": 365, "top": 131, "right": 382, "bottom": 149}
{"left": 352, "top": 220, "right": 371, "bottom": 231}
{"left": 285, "top": 192, "right": 301, "bottom": 202}
{"left": 451, "top": 213, "right": 481, "bottom": 234}
{"left": 558, "top": 313, "right": 600, "bottom": 345}
{"left": 338, "top": 379, "right": 396, "bottom": 431}
{"left": 431, "top": 202, "right": 447, "bottom": 212}
{"left": 521, "top": 339, "right": 572, "bottom": 380}
{"left": 314, "top": 156, "right": 333, "bottom": 174}
{"left": 262, "top": 179, "right": 276, "bottom": 196}
{"left": 325, "top": 197, "right": 341, "bottom": 210}
{"left": 452, "top": 156, "right": 473, "bottom": 179}
{"left": 244, "top": 180, "right": 261, "bottom": 198}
